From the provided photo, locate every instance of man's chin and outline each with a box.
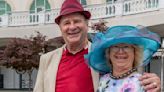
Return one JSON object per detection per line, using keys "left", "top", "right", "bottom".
{"left": 68, "top": 40, "right": 80, "bottom": 45}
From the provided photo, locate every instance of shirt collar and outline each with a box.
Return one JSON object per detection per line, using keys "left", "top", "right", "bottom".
{"left": 63, "top": 44, "right": 88, "bottom": 55}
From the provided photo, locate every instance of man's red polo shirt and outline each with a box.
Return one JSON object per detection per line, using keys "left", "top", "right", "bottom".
{"left": 55, "top": 48, "right": 94, "bottom": 92}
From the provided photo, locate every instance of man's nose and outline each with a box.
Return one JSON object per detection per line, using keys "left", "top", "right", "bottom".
{"left": 69, "top": 22, "right": 76, "bottom": 30}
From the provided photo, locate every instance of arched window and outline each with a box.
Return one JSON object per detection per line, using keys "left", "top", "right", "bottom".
{"left": 30, "top": 0, "right": 51, "bottom": 13}
{"left": 125, "top": 4, "right": 128, "bottom": 12}
{"left": 0, "top": 0, "right": 11, "bottom": 15}
{"left": 79, "top": 0, "right": 86, "bottom": 5}
{"left": 106, "top": 0, "right": 117, "bottom": 3}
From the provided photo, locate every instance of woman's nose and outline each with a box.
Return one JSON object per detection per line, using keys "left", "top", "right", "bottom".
{"left": 117, "top": 48, "right": 124, "bottom": 53}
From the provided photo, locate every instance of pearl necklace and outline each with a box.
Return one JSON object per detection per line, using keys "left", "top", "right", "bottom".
{"left": 109, "top": 68, "right": 137, "bottom": 80}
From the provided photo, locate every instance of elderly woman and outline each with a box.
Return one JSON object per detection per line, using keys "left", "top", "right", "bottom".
{"left": 85, "top": 25, "right": 161, "bottom": 92}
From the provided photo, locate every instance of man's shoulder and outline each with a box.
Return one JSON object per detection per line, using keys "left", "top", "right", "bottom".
{"left": 43, "top": 47, "right": 63, "bottom": 57}
{"left": 39, "top": 46, "right": 63, "bottom": 66}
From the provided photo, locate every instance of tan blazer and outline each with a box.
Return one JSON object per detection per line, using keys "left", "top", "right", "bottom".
{"left": 33, "top": 42, "right": 99, "bottom": 92}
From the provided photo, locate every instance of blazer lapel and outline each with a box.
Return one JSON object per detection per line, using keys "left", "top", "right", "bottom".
{"left": 88, "top": 42, "right": 99, "bottom": 92}
{"left": 46, "top": 47, "right": 63, "bottom": 92}
{"left": 91, "top": 68, "right": 99, "bottom": 92}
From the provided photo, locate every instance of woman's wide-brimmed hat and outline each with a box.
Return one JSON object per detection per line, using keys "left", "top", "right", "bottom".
{"left": 85, "top": 25, "right": 161, "bottom": 73}
{"left": 55, "top": 0, "right": 91, "bottom": 24}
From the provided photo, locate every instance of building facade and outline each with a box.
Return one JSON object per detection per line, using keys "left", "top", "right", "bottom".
{"left": 0, "top": 0, "right": 164, "bottom": 91}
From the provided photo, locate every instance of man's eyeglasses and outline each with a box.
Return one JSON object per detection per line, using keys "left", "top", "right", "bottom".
{"left": 110, "top": 45, "right": 134, "bottom": 52}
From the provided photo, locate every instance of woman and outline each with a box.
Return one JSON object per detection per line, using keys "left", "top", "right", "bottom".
{"left": 85, "top": 25, "right": 161, "bottom": 92}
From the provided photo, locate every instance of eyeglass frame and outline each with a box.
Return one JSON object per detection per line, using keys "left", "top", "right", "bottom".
{"left": 109, "top": 44, "right": 135, "bottom": 53}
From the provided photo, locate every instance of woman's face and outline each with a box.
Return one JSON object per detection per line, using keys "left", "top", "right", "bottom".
{"left": 108, "top": 43, "right": 135, "bottom": 69}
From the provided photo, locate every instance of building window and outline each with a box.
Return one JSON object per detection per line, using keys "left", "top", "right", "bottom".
{"left": 106, "top": 0, "right": 117, "bottom": 3}
{"left": 0, "top": 0, "right": 11, "bottom": 15}
{"left": 79, "top": 0, "right": 86, "bottom": 5}
{"left": 30, "top": 0, "right": 51, "bottom": 13}
{"left": 0, "top": 67, "right": 37, "bottom": 90}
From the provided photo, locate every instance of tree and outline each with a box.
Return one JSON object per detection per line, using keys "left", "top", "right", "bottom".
{"left": 0, "top": 32, "right": 47, "bottom": 91}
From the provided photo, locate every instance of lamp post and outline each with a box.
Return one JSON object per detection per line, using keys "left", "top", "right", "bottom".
{"left": 161, "top": 53, "right": 163, "bottom": 92}
{"left": 161, "top": 38, "right": 164, "bottom": 92}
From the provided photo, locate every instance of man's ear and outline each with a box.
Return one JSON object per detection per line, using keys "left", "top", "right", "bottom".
{"left": 84, "top": 18, "right": 89, "bottom": 25}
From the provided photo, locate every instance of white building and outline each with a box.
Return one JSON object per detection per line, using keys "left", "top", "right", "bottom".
{"left": 0, "top": 0, "right": 164, "bottom": 91}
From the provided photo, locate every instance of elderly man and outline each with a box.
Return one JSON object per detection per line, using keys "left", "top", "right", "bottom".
{"left": 33, "top": 0, "right": 161, "bottom": 92}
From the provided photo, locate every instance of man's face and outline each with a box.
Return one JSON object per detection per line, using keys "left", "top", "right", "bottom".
{"left": 59, "top": 13, "right": 88, "bottom": 45}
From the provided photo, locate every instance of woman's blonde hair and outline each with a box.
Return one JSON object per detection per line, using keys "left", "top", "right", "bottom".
{"left": 133, "top": 45, "right": 143, "bottom": 67}
{"left": 133, "top": 45, "right": 143, "bottom": 72}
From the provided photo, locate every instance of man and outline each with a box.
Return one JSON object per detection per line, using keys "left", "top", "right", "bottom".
{"left": 33, "top": 0, "right": 161, "bottom": 92}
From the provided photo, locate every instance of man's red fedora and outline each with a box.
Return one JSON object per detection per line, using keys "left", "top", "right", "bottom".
{"left": 55, "top": 0, "right": 91, "bottom": 24}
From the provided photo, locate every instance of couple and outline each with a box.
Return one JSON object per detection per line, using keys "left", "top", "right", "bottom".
{"left": 33, "top": 0, "right": 161, "bottom": 92}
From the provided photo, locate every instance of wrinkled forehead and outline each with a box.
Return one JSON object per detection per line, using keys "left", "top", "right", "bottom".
{"left": 60, "top": 12, "right": 86, "bottom": 23}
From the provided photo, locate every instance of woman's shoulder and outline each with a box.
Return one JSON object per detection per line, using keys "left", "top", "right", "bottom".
{"left": 127, "top": 72, "right": 142, "bottom": 80}
{"left": 122, "top": 72, "right": 145, "bottom": 92}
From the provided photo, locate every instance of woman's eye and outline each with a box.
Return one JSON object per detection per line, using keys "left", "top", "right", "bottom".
{"left": 124, "top": 46, "right": 129, "bottom": 48}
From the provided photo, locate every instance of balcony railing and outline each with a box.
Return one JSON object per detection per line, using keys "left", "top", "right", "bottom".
{"left": 0, "top": 0, "right": 161, "bottom": 27}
